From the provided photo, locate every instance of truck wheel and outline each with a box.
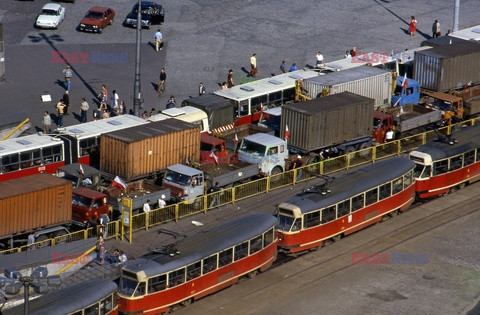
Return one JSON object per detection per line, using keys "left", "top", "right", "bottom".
{"left": 36, "top": 235, "right": 50, "bottom": 248}
{"left": 344, "top": 146, "right": 355, "bottom": 155}
{"left": 54, "top": 230, "right": 69, "bottom": 244}
{"left": 357, "top": 142, "right": 371, "bottom": 158}
{"left": 271, "top": 166, "right": 282, "bottom": 175}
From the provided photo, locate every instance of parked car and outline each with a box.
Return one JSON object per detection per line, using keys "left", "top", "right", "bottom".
{"left": 35, "top": 3, "right": 65, "bottom": 29}
{"left": 78, "top": 6, "right": 115, "bottom": 34}
{"left": 124, "top": 1, "right": 164, "bottom": 29}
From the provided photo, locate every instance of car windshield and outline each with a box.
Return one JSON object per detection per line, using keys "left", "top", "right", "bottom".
{"left": 119, "top": 278, "right": 145, "bottom": 297}
{"left": 240, "top": 139, "right": 266, "bottom": 156}
{"left": 165, "top": 170, "right": 192, "bottom": 186}
{"left": 42, "top": 9, "right": 58, "bottom": 16}
{"left": 86, "top": 11, "right": 103, "bottom": 19}
{"left": 277, "top": 215, "right": 294, "bottom": 232}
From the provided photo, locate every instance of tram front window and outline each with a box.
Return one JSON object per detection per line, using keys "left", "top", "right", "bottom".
{"left": 277, "top": 215, "right": 294, "bottom": 232}
{"left": 413, "top": 163, "right": 430, "bottom": 178}
{"left": 119, "top": 278, "right": 145, "bottom": 297}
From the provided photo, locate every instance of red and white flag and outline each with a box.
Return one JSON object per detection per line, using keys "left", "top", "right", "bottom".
{"left": 210, "top": 151, "right": 219, "bottom": 165}
{"left": 112, "top": 176, "right": 127, "bottom": 190}
{"left": 402, "top": 74, "right": 408, "bottom": 90}
{"left": 285, "top": 125, "right": 290, "bottom": 140}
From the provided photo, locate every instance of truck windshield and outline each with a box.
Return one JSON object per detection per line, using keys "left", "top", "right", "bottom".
{"left": 119, "top": 278, "right": 145, "bottom": 297}
{"left": 72, "top": 194, "right": 92, "bottom": 208}
{"left": 259, "top": 114, "right": 280, "bottom": 130}
{"left": 165, "top": 170, "right": 192, "bottom": 185}
{"left": 277, "top": 215, "right": 294, "bottom": 232}
{"left": 240, "top": 139, "right": 266, "bottom": 156}
{"left": 200, "top": 142, "right": 214, "bottom": 151}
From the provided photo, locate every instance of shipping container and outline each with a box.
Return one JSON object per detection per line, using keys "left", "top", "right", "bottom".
{"left": 100, "top": 119, "right": 200, "bottom": 181}
{"left": 414, "top": 41, "right": 480, "bottom": 92}
{"left": 0, "top": 173, "right": 72, "bottom": 239}
{"left": 280, "top": 92, "right": 374, "bottom": 152}
{"left": 302, "top": 66, "right": 392, "bottom": 108}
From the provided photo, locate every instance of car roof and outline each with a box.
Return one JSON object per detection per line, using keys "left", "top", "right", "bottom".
{"left": 88, "top": 6, "right": 112, "bottom": 13}
{"left": 42, "top": 3, "right": 62, "bottom": 10}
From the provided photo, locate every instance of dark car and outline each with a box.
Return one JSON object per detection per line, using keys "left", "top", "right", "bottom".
{"left": 78, "top": 6, "right": 115, "bottom": 33}
{"left": 124, "top": 1, "right": 164, "bottom": 29}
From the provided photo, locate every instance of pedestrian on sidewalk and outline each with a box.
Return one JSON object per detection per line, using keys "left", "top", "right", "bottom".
{"left": 158, "top": 68, "right": 167, "bottom": 94}
{"left": 409, "top": 16, "right": 417, "bottom": 36}
{"left": 80, "top": 98, "right": 89, "bottom": 123}
{"left": 249, "top": 53, "right": 257, "bottom": 77}
{"left": 110, "top": 90, "right": 119, "bottom": 113}
{"left": 56, "top": 99, "right": 65, "bottom": 127}
{"left": 432, "top": 20, "right": 441, "bottom": 38}
{"left": 289, "top": 63, "right": 297, "bottom": 72}
{"left": 199, "top": 82, "right": 206, "bottom": 96}
{"left": 166, "top": 95, "right": 177, "bottom": 109}
{"left": 63, "top": 65, "right": 73, "bottom": 91}
{"left": 42, "top": 111, "right": 51, "bottom": 133}
{"left": 315, "top": 51, "right": 324, "bottom": 67}
{"left": 155, "top": 29, "right": 163, "bottom": 51}
{"left": 280, "top": 60, "right": 286, "bottom": 74}
{"left": 62, "top": 90, "right": 70, "bottom": 115}
{"left": 98, "top": 85, "right": 108, "bottom": 110}
{"left": 227, "top": 69, "right": 234, "bottom": 88}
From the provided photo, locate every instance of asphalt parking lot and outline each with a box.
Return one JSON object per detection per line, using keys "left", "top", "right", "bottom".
{"left": 0, "top": 0, "right": 480, "bottom": 129}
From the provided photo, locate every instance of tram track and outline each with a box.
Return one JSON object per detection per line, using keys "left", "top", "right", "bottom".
{"left": 180, "top": 183, "right": 480, "bottom": 314}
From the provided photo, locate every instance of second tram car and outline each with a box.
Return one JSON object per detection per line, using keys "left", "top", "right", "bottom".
{"left": 2, "top": 279, "right": 118, "bottom": 315}
{"left": 276, "top": 157, "right": 416, "bottom": 254}
{"left": 117, "top": 213, "right": 277, "bottom": 314}
{"left": 409, "top": 124, "right": 480, "bottom": 198}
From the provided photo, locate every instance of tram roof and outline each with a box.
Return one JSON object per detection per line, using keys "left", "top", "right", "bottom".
{"left": 285, "top": 157, "right": 415, "bottom": 214}
{"left": 123, "top": 213, "right": 277, "bottom": 278}
{"left": 213, "top": 69, "right": 320, "bottom": 102}
{"left": 411, "top": 125, "right": 480, "bottom": 161}
{"left": 3, "top": 279, "right": 117, "bottom": 315}
{"left": 59, "top": 114, "right": 147, "bottom": 140}
{"left": 0, "top": 134, "right": 63, "bottom": 155}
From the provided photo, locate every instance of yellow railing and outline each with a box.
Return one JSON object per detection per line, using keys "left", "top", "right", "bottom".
{"left": 1, "top": 118, "right": 478, "bottom": 255}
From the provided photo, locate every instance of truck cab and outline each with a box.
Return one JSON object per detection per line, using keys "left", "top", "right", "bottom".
{"left": 163, "top": 164, "right": 204, "bottom": 203}
{"left": 392, "top": 76, "right": 420, "bottom": 106}
{"left": 200, "top": 133, "right": 229, "bottom": 164}
{"left": 150, "top": 106, "right": 210, "bottom": 133}
{"left": 237, "top": 133, "right": 288, "bottom": 176}
{"left": 72, "top": 187, "right": 110, "bottom": 226}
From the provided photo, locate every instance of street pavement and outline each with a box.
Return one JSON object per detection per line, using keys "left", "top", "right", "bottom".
{"left": 1, "top": 0, "right": 480, "bottom": 129}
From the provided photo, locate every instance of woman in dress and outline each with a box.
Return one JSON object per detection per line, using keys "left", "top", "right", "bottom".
{"left": 409, "top": 16, "right": 417, "bottom": 36}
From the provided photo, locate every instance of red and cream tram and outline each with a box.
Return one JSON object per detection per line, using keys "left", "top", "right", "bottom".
{"left": 276, "top": 157, "right": 416, "bottom": 254}
{"left": 0, "top": 134, "right": 65, "bottom": 182}
{"left": 117, "top": 213, "right": 277, "bottom": 314}
{"left": 3, "top": 279, "right": 118, "bottom": 315}
{"left": 409, "top": 125, "right": 480, "bottom": 198}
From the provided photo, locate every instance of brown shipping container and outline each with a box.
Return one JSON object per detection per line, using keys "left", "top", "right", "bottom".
{"left": 100, "top": 119, "right": 200, "bottom": 181}
{"left": 280, "top": 92, "right": 374, "bottom": 152}
{"left": 414, "top": 41, "right": 480, "bottom": 92}
{"left": 0, "top": 173, "right": 72, "bottom": 238}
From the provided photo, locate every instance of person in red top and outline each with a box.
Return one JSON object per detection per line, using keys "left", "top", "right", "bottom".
{"left": 409, "top": 16, "right": 417, "bottom": 36}
{"left": 350, "top": 47, "right": 357, "bottom": 57}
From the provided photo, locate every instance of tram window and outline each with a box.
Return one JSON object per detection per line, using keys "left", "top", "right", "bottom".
{"left": 379, "top": 183, "right": 391, "bottom": 200}
{"left": 250, "top": 236, "right": 263, "bottom": 254}
{"left": 477, "top": 149, "right": 480, "bottom": 162}
{"left": 433, "top": 160, "right": 448, "bottom": 176}
{"left": 20, "top": 150, "right": 40, "bottom": 169}
{"left": 251, "top": 95, "right": 268, "bottom": 113}
{"left": 322, "top": 206, "right": 336, "bottom": 223}
{"left": 291, "top": 218, "right": 301, "bottom": 231}
{"left": 337, "top": 200, "right": 350, "bottom": 217}
{"left": 464, "top": 150, "right": 475, "bottom": 166}
{"left": 187, "top": 262, "right": 201, "bottom": 281}
{"left": 84, "top": 303, "right": 99, "bottom": 315}
{"left": 2, "top": 153, "right": 20, "bottom": 172}
{"left": 168, "top": 268, "right": 186, "bottom": 288}
{"left": 449, "top": 155, "right": 463, "bottom": 171}
{"left": 283, "top": 88, "right": 295, "bottom": 103}
{"left": 365, "top": 188, "right": 378, "bottom": 205}
{"left": 80, "top": 138, "right": 97, "bottom": 157}
{"left": 234, "top": 242, "right": 249, "bottom": 260}
{"left": 203, "top": 255, "right": 218, "bottom": 274}
{"left": 264, "top": 228, "right": 274, "bottom": 247}
{"left": 392, "top": 178, "right": 403, "bottom": 194}
{"left": 100, "top": 295, "right": 113, "bottom": 315}
{"left": 135, "top": 282, "right": 146, "bottom": 296}
{"left": 351, "top": 194, "right": 364, "bottom": 211}
{"left": 148, "top": 274, "right": 167, "bottom": 293}
{"left": 219, "top": 248, "right": 233, "bottom": 267}
{"left": 238, "top": 100, "right": 249, "bottom": 117}
{"left": 269, "top": 91, "right": 282, "bottom": 105}
{"left": 70, "top": 311, "right": 82, "bottom": 315}
{"left": 304, "top": 211, "right": 320, "bottom": 228}
{"left": 404, "top": 171, "right": 413, "bottom": 187}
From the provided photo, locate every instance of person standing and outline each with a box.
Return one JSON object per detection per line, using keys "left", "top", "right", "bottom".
{"left": 290, "top": 155, "right": 304, "bottom": 181}
{"left": 227, "top": 69, "right": 234, "bottom": 88}
{"left": 344, "top": 50, "right": 351, "bottom": 59}
{"left": 350, "top": 47, "right": 357, "bottom": 57}
{"left": 110, "top": 90, "right": 119, "bottom": 113}
{"left": 42, "top": 111, "right": 51, "bottom": 133}
{"left": 221, "top": 82, "right": 228, "bottom": 90}
{"left": 154, "top": 29, "right": 163, "bottom": 51}
{"left": 249, "top": 53, "right": 257, "bottom": 77}
{"left": 98, "top": 235, "right": 106, "bottom": 264}
{"left": 27, "top": 232, "right": 35, "bottom": 250}
{"left": 98, "top": 85, "right": 108, "bottom": 110}
{"left": 62, "top": 90, "right": 70, "bottom": 115}
{"left": 280, "top": 60, "right": 286, "bottom": 74}
{"left": 208, "top": 182, "right": 221, "bottom": 208}
{"left": 289, "top": 63, "right": 297, "bottom": 72}
{"left": 409, "top": 16, "right": 417, "bottom": 36}
{"left": 80, "top": 98, "right": 89, "bottom": 123}
{"left": 199, "top": 82, "right": 206, "bottom": 96}
{"left": 99, "top": 213, "right": 110, "bottom": 238}
{"left": 56, "top": 99, "right": 65, "bottom": 127}
{"left": 432, "top": 20, "right": 441, "bottom": 38}
{"left": 157, "top": 194, "right": 166, "bottom": 208}
{"left": 315, "top": 51, "right": 324, "bottom": 67}
{"left": 166, "top": 95, "right": 177, "bottom": 109}
{"left": 63, "top": 65, "right": 73, "bottom": 91}
{"left": 158, "top": 68, "right": 167, "bottom": 94}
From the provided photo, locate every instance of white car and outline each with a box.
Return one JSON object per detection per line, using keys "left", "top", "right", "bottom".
{"left": 35, "top": 3, "right": 65, "bottom": 29}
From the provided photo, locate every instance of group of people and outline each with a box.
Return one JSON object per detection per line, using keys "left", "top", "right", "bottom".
{"left": 98, "top": 235, "right": 128, "bottom": 265}
{"left": 409, "top": 16, "right": 447, "bottom": 39}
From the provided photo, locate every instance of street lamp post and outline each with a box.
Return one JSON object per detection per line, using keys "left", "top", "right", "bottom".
{"left": 133, "top": 0, "right": 142, "bottom": 116}
{"left": 19, "top": 276, "right": 34, "bottom": 315}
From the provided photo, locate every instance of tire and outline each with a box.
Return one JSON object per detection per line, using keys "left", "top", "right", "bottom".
{"left": 344, "top": 146, "right": 355, "bottom": 155}
{"left": 54, "top": 230, "right": 68, "bottom": 244}
{"left": 36, "top": 235, "right": 49, "bottom": 248}
{"left": 271, "top": 166, "right": 282, "bottom": 175}
{"left": 97, "top": 28, "right": 103, "bottom": 34}
{"left": 358, "top": 142, "right": 370, "bottom": 157}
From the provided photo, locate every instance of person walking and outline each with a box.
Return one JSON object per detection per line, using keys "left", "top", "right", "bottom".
{"left": 208, "top": 182, "right": 221, "bottom": 208}
{"left": 110, "top": 90, "right": 119, "bottom": 113}
{"left": 409, "top": 16, "right": 417, "bottom": 36}
{"left": 315, "top": 51, "right": 324, "bottom": 68}
{"left": 42, "top": 111, "right": 51, "bottom": 133}
{"left": 56, "top": 99, "right": 65, "bottom": 127}
{"left": 63, "top": 65, "right": 73, "bottom": 91}
{"left": 199, "top": 82, "right": 206, "bottom": 96}
{"left": 62, "top": 90, "right": 70, "bottom": 115}
{"left": 155, "top": 29, "right": 163, "bottom": 51}
{"left": 98, "top": 85, "right": 108, "bottom": 111}
{"left": 432, "top": 20, "right": 441, "bottom": 38}
{"left": 350, "top": 47, "right": 357, "bottom": 57}
{"left": 80, "top": 98, "right": 89, "bottom": 123}
{"left": 280, "top": 60, "right": 286, "bottom": 74}
{"left": 249, "top": 53, "right": 257, "bottom": 77}
{"left": 289, "top": 63, "right": 297, "bottom": 72}
{"left": 158, "top": 68, "right": 167, "bottom": 94}
{"left": 166, "top": 95, "right": 177, "bottom": 109}
{"left": 227, "top": 69, "right": 234, "bottom": 88}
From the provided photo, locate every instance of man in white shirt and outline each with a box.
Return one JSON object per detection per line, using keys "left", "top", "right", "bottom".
{"left": 316, "top": 51, "right": 324, "bottom": 67}
{"left": 249, "top": 53, "right": 257, "bottom": 77}
{"left": 385, "top": 128, "right": 394, "bottom": 142}
{"left": 143, "top": 200, "right": 151, "bottom": 212}
{"left": 157, "top": 195, "right": 166, "bottom": 208}
{"left": 154, "top": 29, "right": 163, "bottom": 52}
